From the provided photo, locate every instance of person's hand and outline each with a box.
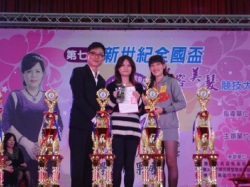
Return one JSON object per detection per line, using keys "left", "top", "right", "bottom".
{"left": 141, "top": 94, "right": 147, "bottom": 105}
{"left": 5, "top": 160, "right": 12, "bottom": 166}
{"left": 91, "top": 117, "right": 97, "bottom": 125}
{"left": 20, "top": 162, "right": 27, "bottom": 167}
{"left": 132, "top": 91, "right": 140, "bottom": 101}
{"left": 20, "top": 137, "right": 37, "bottom": 160}
{"left": 155, "top": 106, "right": 164, "bottom": 115}
{"left": 33, "top": 142, "right": 40, "bottom": 156}
{"left": 113, "top": 90, "right": 118, "bottom": 98}
{"left": 4, "top": 165, "right": 14, "bottom": 173}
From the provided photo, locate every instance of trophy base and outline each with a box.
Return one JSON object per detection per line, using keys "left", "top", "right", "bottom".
{"left": 193, "top": 153, "right": 219, "bottom": 187}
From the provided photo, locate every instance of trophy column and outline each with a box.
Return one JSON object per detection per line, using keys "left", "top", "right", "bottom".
{"left": 0, "top": 92, "right": 6, "bottom": 187}
{"left": 141, "top": 155, "right": 149, "bottom": 186}
{"left": 193, "top": 87, "right": 218, "bottom": 187}
{"left": 37, "top": 89, "right": 63, "bottom": 187}
{"left": 90, "top": 88, "right": 115, "bottom": 187}
{"left": 139, "top": 78, "right": 164, "bottom": 187}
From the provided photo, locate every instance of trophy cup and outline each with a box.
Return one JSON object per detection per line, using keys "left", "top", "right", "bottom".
{"left": 140, "top": 78, "right": 164, "bottom": 187}
{"left": 0, "top": 92, "right": 6, "bottom": 187}
{"left": 193, "top": 87, "right": 218, "bottom": 187}
{"left": 116, "top": 83, "right": 125, "bottom": 103}
{"left": 37, "top": 89, "right": 63, "bottom": 187}
{"left": 90, "top": 88, "right": 115, "bottom": 187}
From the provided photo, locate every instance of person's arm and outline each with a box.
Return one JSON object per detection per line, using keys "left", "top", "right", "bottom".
{"left": 9, "top": 148, "right": 25, "bottom": 169}
{"left": 3, "top": 92, "right": 38, "bottom": 160}
{"left": 70, "top": 68, "right": 96, "bottom": 120}
{"left": 3, "top": 92, "right": 28, "bottom": 141}
{"left": 17, "top": 148, "right": 27, "bottom": 167}
{"left": 136, "top": 83, "right": 145, "bottom": 115}
{"left": 9, "top": 125, "right": 37, "bottom": 160}
{"left": 3, "top": 165, "right": 14, "bottom": 173}
{"left": 2, "top": 92, "right": 17, "bottom": 134}
{"left": 163, "top": 79, "right": 187, "bottom": 113}
{"left": 106, "top": 82, "right": 117, "bottom": 110}
{"left": 54, "top": 103, "right": 63, "bottom": 133}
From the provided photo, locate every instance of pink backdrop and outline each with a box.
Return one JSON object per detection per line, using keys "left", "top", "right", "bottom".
{"left": 0, "top": 29, "right": 249, "bottom": 187}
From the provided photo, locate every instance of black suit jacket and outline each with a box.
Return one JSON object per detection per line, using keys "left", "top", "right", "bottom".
{"left": 69, "top": 64, "right": 106, "bottom": 130}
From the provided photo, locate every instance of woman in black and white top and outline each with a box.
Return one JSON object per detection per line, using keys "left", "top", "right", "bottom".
{"left": 106, "top": 55, "right": 144, "bottom": 187}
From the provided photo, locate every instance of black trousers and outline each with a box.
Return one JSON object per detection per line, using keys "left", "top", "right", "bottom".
{"left": 69, "top": 128, "right": 93, "bottom": 187}
{"left": 112, "top": 135, "right": 140, "bottom": 187}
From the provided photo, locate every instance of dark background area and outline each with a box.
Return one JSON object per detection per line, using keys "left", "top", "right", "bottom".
{"left": 1, "top": 0, "right": 250, "bottom": 14}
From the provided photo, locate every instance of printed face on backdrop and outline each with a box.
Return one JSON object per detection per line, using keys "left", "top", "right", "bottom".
{"left": 87, "top": 48, "right": 105, "bottom": 69}
{"left": 22, "top": 62, "right": 44, "bottom": 89}
{"left": 149, "top": 62, "right": 166, "bottom": 78}
{"left": 1, "top": 29, "right": 250, "bottom": 186}
{"left": 118, "top": 59, "right": 132, "bottom": 78}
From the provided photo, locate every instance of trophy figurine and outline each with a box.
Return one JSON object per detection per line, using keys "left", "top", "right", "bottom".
{"left": 193, "top": 87, "right": 218, "bottom": 187}
{"left": 90, "top": 88, "right": 115, "bottom": 187}
{"left": 37, "top": 89, "right": 63, "bottom": 187}
{"left": 139, "top": 78, "right": 164, "bottom": 187}
{"left": 116, "top": 83, "right": 125, "bottom": 103}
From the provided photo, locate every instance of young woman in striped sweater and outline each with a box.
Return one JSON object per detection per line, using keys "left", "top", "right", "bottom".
{"left": 106, "top": 55, "right": 144, "bottom": 187}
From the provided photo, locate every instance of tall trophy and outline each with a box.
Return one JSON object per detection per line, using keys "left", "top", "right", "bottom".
{"left": 90, "top": 88, "right": 115, "bottom": 187}
{"left": 37, "top": 89, "right": 63, "bottom": 187}
{"left": 139, "top": 78, "right": 164, "bottom": 187}
{"left": 193, "top": 87, "right": 218, "bottom": 187}
{"left": 0, "top": 92, "right": 6, "bottom": 187}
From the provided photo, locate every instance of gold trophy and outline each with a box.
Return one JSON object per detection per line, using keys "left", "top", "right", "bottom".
{"left": 140, "top": 78, "right": 164, "bottom": 187}
{"left": 37, "top": 89, "right": 63, "bottom": 187}
{"left": 193, "top": 87, "right": 218, "bottom": 187}
{"left": 194, "top": 87, "right": 214, "bottom": 154}
{"left": 0, "top": 92, "right": 6, "bottom": 187}
{"left": 90, "top": 88, "right": 115, "bottom": 187}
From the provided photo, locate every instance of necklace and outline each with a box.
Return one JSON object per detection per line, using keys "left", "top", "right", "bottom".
{"left": 122, "top": 82, "right": 132, "bottom": 87}
{"left": 25, "top": 88, "right": 40, "bottom": 102}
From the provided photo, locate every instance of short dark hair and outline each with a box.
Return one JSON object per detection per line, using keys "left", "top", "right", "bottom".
{"left": 21, "top": 53, "right": 45, "bottom": 86}
{"left": 88, "top": 42, "right": 105, "bottom": 54}
{"left": 21, "top": 53, "right": 45, "bottom": 73}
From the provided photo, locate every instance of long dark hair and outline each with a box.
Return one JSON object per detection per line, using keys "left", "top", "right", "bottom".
{"left": 114, "top": 55, "right": 136, "bottom": 85}
{"left": 3, "top": 132, "right": 18, "bottom": 151}
{"left": 148, "top": 55, "right": 175, "bottom": 87}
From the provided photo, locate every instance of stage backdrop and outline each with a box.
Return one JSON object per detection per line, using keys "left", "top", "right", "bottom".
{"left": 0, "top": 29, "right": 249, "bottom": 187}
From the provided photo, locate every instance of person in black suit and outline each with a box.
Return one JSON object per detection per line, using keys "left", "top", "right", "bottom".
{"left": 69, "top": 42, "right": 106, "bottom": 187}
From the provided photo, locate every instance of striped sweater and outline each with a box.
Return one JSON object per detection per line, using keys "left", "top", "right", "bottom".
{"left": 106, "top": 81, "right": 144, "bottom": 138}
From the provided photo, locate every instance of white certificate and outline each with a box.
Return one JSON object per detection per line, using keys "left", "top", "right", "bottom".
{"left": 118, "top": 86, "right": 138, "bottom": 113}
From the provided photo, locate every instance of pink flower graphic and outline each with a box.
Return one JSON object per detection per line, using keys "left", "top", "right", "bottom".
{"left": 177, "top": 31, "right": 250, "bottom": 117}
{"left": 0, "top": 30, "right": 67, "bottom": 102}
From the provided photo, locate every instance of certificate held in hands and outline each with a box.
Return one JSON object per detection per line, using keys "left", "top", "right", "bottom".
{"left": 118, "top": 86, "right": 138, "bottom": 113}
